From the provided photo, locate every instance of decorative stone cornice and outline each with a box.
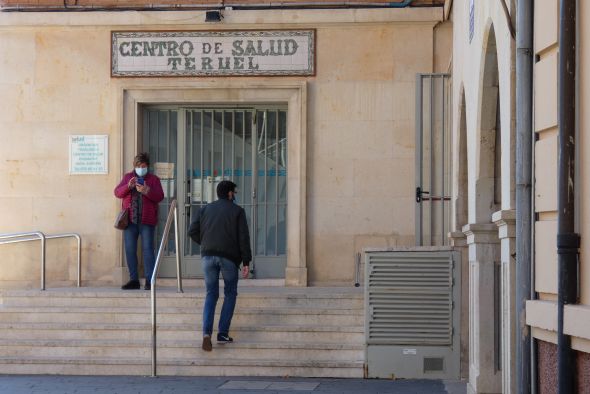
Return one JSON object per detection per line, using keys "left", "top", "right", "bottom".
{"left": 462, "top": 223, "right": 500, "bottom": 245}
{"left": 491, "top": 209, "right": 516, "bottom": 240}
{"left": 448, "top": 231, "right": 467, "bottom": 247}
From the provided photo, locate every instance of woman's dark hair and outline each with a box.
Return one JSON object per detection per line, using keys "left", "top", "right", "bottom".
{"left": 217, "top": 180, "right": 237, "bottom": 199}
{"left": 133, "top": 152, "right": 150, "bottom": 167}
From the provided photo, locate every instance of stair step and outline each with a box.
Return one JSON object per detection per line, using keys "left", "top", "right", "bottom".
{"left": 0, "top": 322, "right": 364, "bottom": 342}
{"left": 0, "top": 338, "right": 363, "bottom": 360}
{"left": 0, "top": 287, "right": 365, "bottom": 378}
{"left": 0, "top": 306, "right": 362, "bottom": 326}
{"left": 0, "top": 356, "right": 365, "bottom": 378}
{"left": 0, "top": 288, "right": 364, "bottom": 309}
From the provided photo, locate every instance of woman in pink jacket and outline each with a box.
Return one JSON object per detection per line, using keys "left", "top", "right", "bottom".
{"left": 114, "top": 153, "right": 164, "bottom": 290}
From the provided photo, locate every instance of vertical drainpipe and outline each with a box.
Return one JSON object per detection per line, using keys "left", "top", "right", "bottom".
{"left": 557, "top": 0, "right": 580, "bottom": 393}
{"left": 516, "top": 0, "right": 533, "bottom": 393}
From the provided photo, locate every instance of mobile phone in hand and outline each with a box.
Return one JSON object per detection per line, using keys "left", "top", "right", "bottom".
{"left": 137, "top": 178, "right": 144, "bottom": 185}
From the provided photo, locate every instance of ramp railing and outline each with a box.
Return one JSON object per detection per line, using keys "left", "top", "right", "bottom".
{"left": 0, "top": 231, "right": 82, "bottom": 290}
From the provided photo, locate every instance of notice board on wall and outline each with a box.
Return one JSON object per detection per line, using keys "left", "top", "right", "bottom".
{"left": 69, "top": 135, "right": 108, "bottom": 175}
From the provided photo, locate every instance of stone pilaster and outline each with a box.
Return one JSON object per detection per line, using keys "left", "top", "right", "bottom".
{"left": 449, "top": 231, "right": 469, "bottom": 379}
{"left": 463, "top": 223, "right": 502, "bottom": 394}
{"left": 492, "top": 209, "right": 516, "bottom": 394}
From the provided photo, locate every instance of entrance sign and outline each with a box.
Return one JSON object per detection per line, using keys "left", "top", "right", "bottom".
{"left": 111, "top": 30, "right": 315, "bottom": 77}
{"left": 154, "top": 162, "right": 175, "bottom": 179}
{"left": 69, "top": 135, "right": 108, "bottom": 174}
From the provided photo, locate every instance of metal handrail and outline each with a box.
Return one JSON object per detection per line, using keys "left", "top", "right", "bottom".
{"left": 0, "top": 231, "right": 82, "bottom": 290}
{"left": 151, "top": 199, "right": 183, "bottom": 377}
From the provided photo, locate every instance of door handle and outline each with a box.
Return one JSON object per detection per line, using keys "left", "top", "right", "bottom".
{"left": 416, "top": 187, "right": 430, "bottom": 203}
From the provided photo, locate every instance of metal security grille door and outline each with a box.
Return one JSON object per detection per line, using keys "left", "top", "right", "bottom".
{"left": 415, "top": 74, "right": 452, "bottom": 246}
{"left": 365, "top": 250, "right": 460, "bottom": 379}
{"left": 142, "top": 109, "right": 179, "bottom": 278}
{"left": 142, "top": 107, "right": 287, "bottom": 279}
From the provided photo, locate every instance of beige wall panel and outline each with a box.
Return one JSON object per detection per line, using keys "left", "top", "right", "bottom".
{"left": 308, "top": 196, "right": 389, "bottom": 236}
{"left": 69, "top": 85, "right": 116, "bottom": 127}
{"left": 580, "top": 0, "right": 590, "bottom": 306}
{"left": 22, "top": 84, "right": 72, "bottom": 123}
{"left": 316, "top": 26, "right": 395, "bottom": 82}
{"left": 0, "top": 128, "right": 34, "bottom": 163}
{"left": 433, "top": 20, "right": 452, "bottom": 73}
{"left": 0, "top": 197, "right": 33, "bottom": 233}
{"left": 390, "top": 82, "right": 416, "bottom": 122}
{"left": 534, "top": 53, "right": 558, "bottom": 132}
{"left": 0, "top": 242, "right": 42, "bottom": 280}
{"left": 307, "top": 234, "right": 355, "bottom": 285}
{"left": 0, "top": 30, "right": 35, "bottom": 84}
{"left": 0, "top": 84, "right": 25, "bottom": 123}
{"left": 534, "top": 0, "right": 558, "bottom": 54}
{"left": 535, "top": 220, "right": 558, "bottom": 294}
{"left": 314, "top": 81, "right": 397, "bottom": 122}
{"left": 34, "top": 29, "right": 111, "bottom": 86}
{"left": 390, "top": 25, "right": 434, "bottom": 82}
{"left": 534, "top": 133, "right": 557, "bottom": 212}
{"left": 351, "top": 196, "right": 414, "bottom": 235}
{"left": 308, "top": 157, "right": 355, "bottom": 198}
{"left": 390, "top": 119, "right": 415, "bottom": 157}
{"left": 353, "top": 158, "right": 413, "bottom": 198}
{"left": 310, "top": 119, "right": 358, "bottom": 159}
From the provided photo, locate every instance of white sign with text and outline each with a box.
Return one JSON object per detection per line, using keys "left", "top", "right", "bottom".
{"left": 111, "top": 30, "right": 315, "bottom": 77}
{"left": 69, "top": 135, "right": 108, "bottom": 175}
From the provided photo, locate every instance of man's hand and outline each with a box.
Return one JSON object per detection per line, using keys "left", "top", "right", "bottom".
{"left": 241, "top": 265, "right": 249, "bottom": 279}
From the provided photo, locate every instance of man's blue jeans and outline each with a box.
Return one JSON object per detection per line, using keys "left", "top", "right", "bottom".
{"left": 202, "top": 256, "right": 239, "bottom": 337}
{"left": 123, "top": 223, "right": 156, "bottom": 282}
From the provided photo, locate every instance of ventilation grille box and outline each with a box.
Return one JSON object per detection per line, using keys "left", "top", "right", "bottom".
{"left": 365, "top": 249, "right": 461, "bottom": 380}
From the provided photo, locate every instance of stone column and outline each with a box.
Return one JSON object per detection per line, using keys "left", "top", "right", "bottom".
{"left": 449, "top": 231, "right": 469, "bottom": 380}
{"left": 463, "top": 223, "right": 501, "bottom": 394}
{"left": 492, "top": 210, "right": 516, "bottom": 394}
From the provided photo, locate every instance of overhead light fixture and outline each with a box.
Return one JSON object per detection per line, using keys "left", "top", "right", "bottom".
{"left": 205, "top": 10, "right": 223, "bottom": 23}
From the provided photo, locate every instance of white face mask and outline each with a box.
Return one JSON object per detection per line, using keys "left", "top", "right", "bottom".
{"left": 135, "top": 167, "right": 148, "bottom": 177}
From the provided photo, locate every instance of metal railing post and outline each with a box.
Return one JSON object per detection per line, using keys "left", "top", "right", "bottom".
{"left": 75, "top": 234, "right": 82, "bottom": 287}
{"left": 151, "top": 282, "right": 158, "bottom": 376}
{"left": 150, "top": 199, "right": 181, "bottom": 377}
{"left": 39, "top": 232, "right": 46, "bottom": 291}
{"left": 174, "top": 204, "right": 183, "bottom": 293}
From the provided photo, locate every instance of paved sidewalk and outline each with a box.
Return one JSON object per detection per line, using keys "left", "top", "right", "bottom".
{"left": 0, "top": 375, "right": 466, "bottom": 394}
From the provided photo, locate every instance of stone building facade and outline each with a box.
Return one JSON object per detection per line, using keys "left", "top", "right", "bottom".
{"left": 448, "top": 0, "right": 590, "bottom": 392}
{"left": 0, "top": 2, "right": 449, "bottom": 288}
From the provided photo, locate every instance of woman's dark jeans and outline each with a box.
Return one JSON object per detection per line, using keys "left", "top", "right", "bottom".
{"left": 123, "top": 223, "right": 156, "bottom": 282}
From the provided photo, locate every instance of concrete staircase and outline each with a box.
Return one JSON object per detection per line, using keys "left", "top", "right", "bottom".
{"left": 0, "top": 286, "right": 365, "bottom": 377}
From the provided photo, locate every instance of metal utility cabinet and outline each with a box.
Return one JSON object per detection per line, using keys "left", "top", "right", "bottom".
{"left": 365, "top": 248, "right": 461, "bottom": 379}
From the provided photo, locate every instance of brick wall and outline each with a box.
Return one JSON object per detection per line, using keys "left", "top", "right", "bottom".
{"left": 0, "top": 0, "right": 443, "bottom": 9}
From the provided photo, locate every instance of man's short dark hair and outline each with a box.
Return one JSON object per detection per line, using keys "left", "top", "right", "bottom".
{"left": 217, "top": 180, "right": 237, "bottom": 199}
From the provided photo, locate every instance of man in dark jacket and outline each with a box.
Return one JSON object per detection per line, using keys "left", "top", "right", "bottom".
{"left": 188, "top": 180, "right": 252, "bottom": 352}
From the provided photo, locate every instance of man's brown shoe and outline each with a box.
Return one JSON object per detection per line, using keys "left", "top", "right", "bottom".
{"left": 202, "top": 335, "right": 212, "bottom": 352}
